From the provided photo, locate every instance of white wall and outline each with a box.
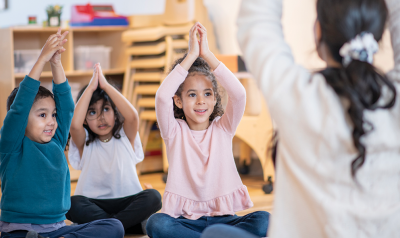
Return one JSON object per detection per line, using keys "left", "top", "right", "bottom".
{"left": 0, "top": 0, "right": 165, "bottom": 28}
{"left": 205, "top": 0, "right": 394, "bottom": 71}
{"left": 1, "top": 0, "right": 394, "bottom": 71}
{"left": 281, "top": 0, "right": 394, "bottom": 71}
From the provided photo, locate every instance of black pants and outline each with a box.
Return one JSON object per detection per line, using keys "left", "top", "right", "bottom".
{"left": 66, "top": 189, "right": 162, "bottom": 234}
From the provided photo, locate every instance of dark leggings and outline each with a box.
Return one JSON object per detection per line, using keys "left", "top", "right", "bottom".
{"left": 66, "top": 189, "right": 162, "bottom": 234}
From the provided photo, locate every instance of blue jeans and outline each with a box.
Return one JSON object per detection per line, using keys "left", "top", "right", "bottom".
{"left": 146, "top": 211, "right": 269, "bottom": 238}
{"left": 0, "top": 218, "right": 124, "bottom": 238}
{"left": 201, "top": 224, "right": 261, "bottom": 238}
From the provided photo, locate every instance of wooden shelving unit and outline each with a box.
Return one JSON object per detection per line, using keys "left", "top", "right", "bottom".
{"left": 0, "top": 26, "right": 129, "bottom": 127}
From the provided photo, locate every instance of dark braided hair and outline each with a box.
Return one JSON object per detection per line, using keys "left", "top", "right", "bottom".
{"left": 317, "top": 0, "right": 397, "bottom": 178}
{"left": 171, "top": 54, "right": 224, "bottom": 122}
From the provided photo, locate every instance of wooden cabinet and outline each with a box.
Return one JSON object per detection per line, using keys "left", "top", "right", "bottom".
{"left": 0, "top": 26, "right": 128, "bottom": 127}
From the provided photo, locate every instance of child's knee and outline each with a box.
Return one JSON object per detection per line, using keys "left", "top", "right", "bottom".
{"left": 146, "top": 213, "right": 174, "bottom": 235}
{"left": 70, "top": 195, "right": 89, "bottom": 207}
{"left": 254, "top": 211, "right": 270, "bottom": 220}
{"left": 144, "top": 189, "right": 162, "bottom": 210}
{"left": 92, "top": 218, "right": 124, "bottom": 237}
{"left": 67, "top": 196, "right": 90, "bottom": 216}
{"left": 249, "top": 211, "right": 270, "bottom": 235}
{"left": 202, "top": 224, "right": 232, "bottom": 238}
{"left": 108, "top": 218, "right": 125, "bottom": 236}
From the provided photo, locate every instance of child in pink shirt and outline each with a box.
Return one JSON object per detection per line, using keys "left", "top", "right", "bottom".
{"left": 145, "top": 22, "right": 270, "bottom": 238}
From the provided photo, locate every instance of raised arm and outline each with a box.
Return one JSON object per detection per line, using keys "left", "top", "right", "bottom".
{"left": 97, "top": 64, "right": 139, "bottom": 145}
{"left": 52, "top": 79, "right": 74, "bottom": 148}
{"left": 156, "top": 23, "right": 199, "bottom": 139}
{"left": 70, "top": 67, "right": 99, "bottom": 157}
{"left": 213, "top": 63, "right": 246, "bottom": 136}
{"left": 196, "top": 22, "right": 246, "bottom": 135}
{"left": 156, "top": 65, "right": 188, "bottom": 139}
{"left": 49, "top": 29, "right": 73, "bottom": 147}
{"left": 0, "top": 30, "right": 67, "bottom": 154}
{"left": 387, "top": 0, "right": 400, "bottom": 78}
{"left": 50, "top": 29, "right": 69, "bottom": 85}
{"left": 237, "top": 0, "right": 311, "bottom": 105}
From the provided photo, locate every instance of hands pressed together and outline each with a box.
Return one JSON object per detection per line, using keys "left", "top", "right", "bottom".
{"left": 187, "top": 22, "right": 212, "bottom": 60}
{"left": 181, "top": 22, "right": 220, "bottom": 71}
{"left": 88, "top": 63, "right": 110, "bottom": 92}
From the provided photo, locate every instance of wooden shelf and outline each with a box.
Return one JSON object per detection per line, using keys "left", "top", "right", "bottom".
{"left": 11, "top": 26, "right": 129, "bottom": 32}
{"left": 14, "top": 68, "right": 125, "bottom": 79}
{"left": 0, "top": 26, "right": 129, "bottom": 128}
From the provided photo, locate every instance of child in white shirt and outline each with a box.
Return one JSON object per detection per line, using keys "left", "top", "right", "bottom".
{"left": 67, "top": 64, "right": 161, "bottom": 235}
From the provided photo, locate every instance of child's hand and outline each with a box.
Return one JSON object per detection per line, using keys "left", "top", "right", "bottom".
{"left": 197, "top": 22, "right": 212, "bottom": 59}
{"left": 39, "top": 28, "right": 68, "bottom": 63}
{"left": 88, "top": 63, "right": 99, "bottom": 91}
{"left": 187, "top": 23, "right": 200, "bottom": 59}
{"left": 49, "top": 29, "right": 69, "bottom": 66}
{"left": 96, "top": 64, "right": 110, "bottom": 89}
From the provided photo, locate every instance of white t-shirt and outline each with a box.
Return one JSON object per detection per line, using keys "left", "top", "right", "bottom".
{"left": 68, "top": 127, "right": 144, "bottom": 199}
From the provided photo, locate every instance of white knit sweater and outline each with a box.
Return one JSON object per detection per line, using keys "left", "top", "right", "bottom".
{"left": 237, "top": 0, "right": 400, "bottom": 237}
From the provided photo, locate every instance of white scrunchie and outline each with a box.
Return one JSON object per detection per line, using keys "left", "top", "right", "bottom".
{"left": 339, "top": 32, "right": 379, "bottom": 66}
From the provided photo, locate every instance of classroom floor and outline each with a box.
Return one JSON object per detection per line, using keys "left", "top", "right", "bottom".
{"left": 0, "top": 173, "right": 273, "bottom": 238}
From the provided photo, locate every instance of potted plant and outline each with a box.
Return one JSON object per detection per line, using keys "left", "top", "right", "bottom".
{"left": 46, "top": 5, "right": 63, "bottom": 27}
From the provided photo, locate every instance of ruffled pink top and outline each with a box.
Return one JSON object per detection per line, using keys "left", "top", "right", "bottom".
{"left": 155, "top": 62, "right": 253, "bottom": 220}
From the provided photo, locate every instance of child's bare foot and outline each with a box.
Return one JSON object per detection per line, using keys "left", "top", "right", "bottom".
{"left": 143, "top": 183, "right": 153, "bottom": 189}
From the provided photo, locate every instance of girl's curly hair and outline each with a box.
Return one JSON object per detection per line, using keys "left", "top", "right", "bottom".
{"left": 171, "top": 54, "right": 224, "bottom": 122}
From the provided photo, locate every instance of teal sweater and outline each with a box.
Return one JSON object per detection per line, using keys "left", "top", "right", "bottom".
{"left": 0, "top": 76, "right": 74, "bottom": 224}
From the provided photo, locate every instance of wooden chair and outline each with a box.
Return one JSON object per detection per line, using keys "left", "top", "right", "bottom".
{"left": 122, "top": 24, "right": 190, "bottom": 174}
{"left": 216, "top": 56, "right": 275, "bottom": 183}
{"left": 235, "top": 75, "right": 275, "bottom": 182}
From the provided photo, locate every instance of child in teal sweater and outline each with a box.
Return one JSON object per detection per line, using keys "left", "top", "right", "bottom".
{"left": 0, "top": 29, "right": 124, "bottom": 238}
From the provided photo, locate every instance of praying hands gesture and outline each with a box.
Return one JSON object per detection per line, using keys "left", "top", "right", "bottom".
{"left": 180, "top": 22, "right": 220, "bottom": 71}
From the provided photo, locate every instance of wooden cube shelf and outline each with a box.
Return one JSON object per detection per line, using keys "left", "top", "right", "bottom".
{"left": 0, "top": 26, "right": 129, "bottom": 127}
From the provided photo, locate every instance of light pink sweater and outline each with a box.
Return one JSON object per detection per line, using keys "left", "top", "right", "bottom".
{"left": 156, "top": 62, "right": 253, "bottom": 220}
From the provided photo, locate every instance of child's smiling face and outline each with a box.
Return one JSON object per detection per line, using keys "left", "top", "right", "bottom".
{"left": 173, "top": 73, "right": 217, "bottom": 131}
{"left": 25, "top": 97, "right": 57, "bottom": 143}
{"left": 85, "top": 99, "right": 115, "bottom": 140}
